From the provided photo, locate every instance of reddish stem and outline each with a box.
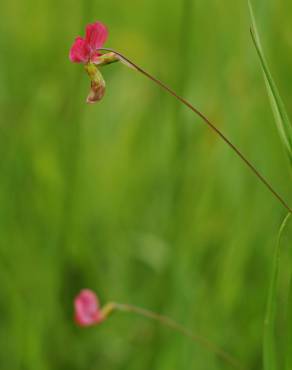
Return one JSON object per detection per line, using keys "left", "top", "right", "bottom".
{"left": 98, "top": 47, "right": 292, "bottom": 214}
{"left": 112, "top": 302, "right": 246, "bottom": 370}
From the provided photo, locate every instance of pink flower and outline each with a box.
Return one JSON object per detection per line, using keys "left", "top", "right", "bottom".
{"left": 69, "top": 22, "right": 108, "bottom": 63}
{"left": 74, "top": 289, "right": 104, "bottom": 326}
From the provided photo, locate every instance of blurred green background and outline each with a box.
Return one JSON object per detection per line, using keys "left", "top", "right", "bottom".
{"left": 0, "top": 0, "right": 292, "bottom": 369}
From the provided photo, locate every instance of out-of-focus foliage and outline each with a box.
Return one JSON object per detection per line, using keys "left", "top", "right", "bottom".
{"left": 249, "top": 0, "right": 292, "bottom": 165}
{"left": 0, "top": 0, "right": 291, "bottom": 370}
{"left": 249, "top": 2, "right": 292, "bottom": 370}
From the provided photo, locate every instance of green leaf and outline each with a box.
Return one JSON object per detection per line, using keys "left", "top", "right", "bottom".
{"left": 263, "top": 213, "right": 291, "bottom": 370}
{"left": 248, "top": 0, "right": 292, "bottom": 165}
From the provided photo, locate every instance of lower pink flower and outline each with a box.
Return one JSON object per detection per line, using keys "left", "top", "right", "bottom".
{"left": 74, "top": 289, "right": 104, "bottom": 326}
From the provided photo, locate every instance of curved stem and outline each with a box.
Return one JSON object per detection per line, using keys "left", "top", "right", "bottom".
{"left": 113, "top": 302, "right": 246, "bottom": 370}
{"left": 98, "top": 47, "right": 292, "bottom": 214}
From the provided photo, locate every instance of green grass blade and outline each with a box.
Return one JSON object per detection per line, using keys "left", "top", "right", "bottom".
{"left": 263, "top": 213, "right": 291, "bottom": 370}
{"left": 248, "top": 0, "right": 292, "bottom": 165}
{"left": 287, "top": 274, "right": 292, "bottom": 370}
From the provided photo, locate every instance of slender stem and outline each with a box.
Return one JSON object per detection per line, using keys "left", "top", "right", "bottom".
{"left": 112, "top": 302, "right": 246, "bottom": 370}
{"left": 98, "top": 47, "right": 292, "bottom": 214}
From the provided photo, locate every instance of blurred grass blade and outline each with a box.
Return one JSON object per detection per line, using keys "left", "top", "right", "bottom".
{"left": 248, "top": 0, "right": 292, "bottom": 164}
{"left": 287, "top": 274, "right": 292, "bottom": 370}
{"left": 263, "top": 213, "right": 291, "bottom": 370}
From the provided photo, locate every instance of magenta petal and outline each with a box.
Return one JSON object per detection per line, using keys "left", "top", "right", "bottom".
{"left": 74, "top": 289, "right": 103, "bottom": 326}
{"left": 90, "top": 52, "right": 103, "bottom": 63}
{"left": 85, "top": 22, "right": 108, "bottom": 50}
{"left": 69, "top": 37, "right": 90, "bottom": 63}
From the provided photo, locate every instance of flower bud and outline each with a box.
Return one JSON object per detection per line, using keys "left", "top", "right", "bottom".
{"left": 74, "top": 289, "right": 116, "bottom": 327}
{"left": 74, "top": 289, "right": 104, "bottom": 326}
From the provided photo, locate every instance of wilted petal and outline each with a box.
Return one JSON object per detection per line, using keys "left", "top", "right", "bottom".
{"left": 85, "top": 22, "right": 108, "bottom": 51}
{"left": 74, "top": 289, "right": 104, "bottom": 326}
{"left": 84, "top": 63, "right": 106, "bottom": 104}
{"left": 69, "top": 37, "right": 90, "bottom": 63}
{"left": 87, "top": 80, "right": 106, "bottom": 104}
